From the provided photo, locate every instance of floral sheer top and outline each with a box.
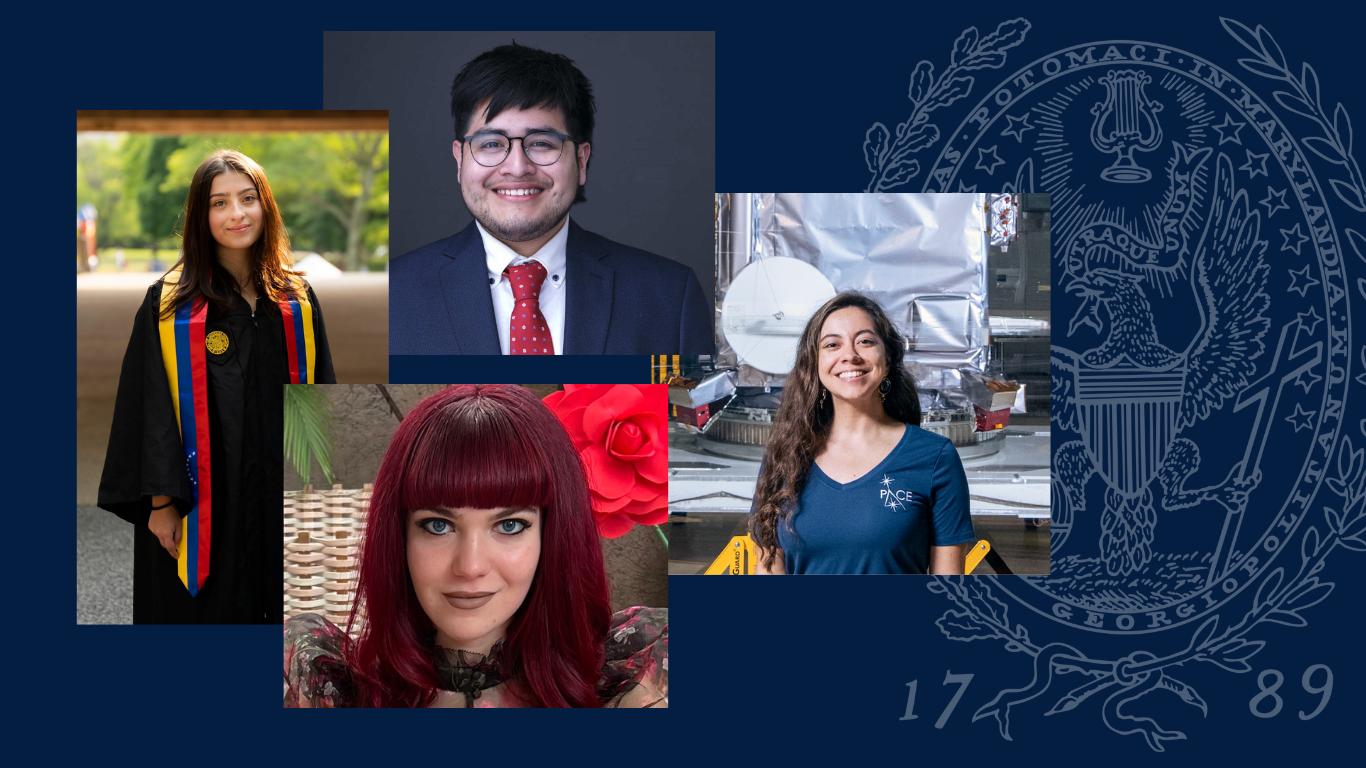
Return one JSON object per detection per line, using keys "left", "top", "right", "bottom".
{"left": 283, "top": 607, "right": 668, "bottom": 708}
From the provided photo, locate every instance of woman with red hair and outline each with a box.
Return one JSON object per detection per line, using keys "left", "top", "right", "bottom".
{"left": 283, "top": 384, "right": 667, "bottom": 707}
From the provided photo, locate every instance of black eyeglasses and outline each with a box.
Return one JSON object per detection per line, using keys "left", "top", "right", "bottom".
{"left": 462, "top": 131, "right": 573, "bottom": 167}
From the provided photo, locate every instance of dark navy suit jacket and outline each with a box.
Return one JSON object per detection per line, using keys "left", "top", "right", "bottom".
{"left": 390, "top": 220, "right": 714, "bottom": 355}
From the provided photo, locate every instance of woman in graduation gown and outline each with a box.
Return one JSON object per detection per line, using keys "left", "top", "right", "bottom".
{"left": 99, "top": 149, "right": 335, "bottom": 624}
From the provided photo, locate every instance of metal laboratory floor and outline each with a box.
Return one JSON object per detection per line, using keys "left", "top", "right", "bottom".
{"left": 667, "top": 424, "right": 1051, "bottom": 575}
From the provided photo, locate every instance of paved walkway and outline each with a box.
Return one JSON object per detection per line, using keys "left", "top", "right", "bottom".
{"left": 76, "top": 506, "right": 133, "bottom": 624}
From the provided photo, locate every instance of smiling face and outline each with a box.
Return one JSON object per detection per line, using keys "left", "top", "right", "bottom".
{"left": 205, "top": 170, "right": 263, "bottom": 256}
{"left": 453, "top": 102, "right": 590, "bottom": 254}
{"left": 406, "top": 505, "right": 542, "bottom": 654}
{"left": 817, "top": 306, "right": 889, "bottom": 403}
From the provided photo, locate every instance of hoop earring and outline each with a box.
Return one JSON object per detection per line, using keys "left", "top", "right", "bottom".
{"left": 879, "top": 377, "right": 892, "bottom": 402}
{"left": 820, "top": 387, "right": 827, "bottom": 408}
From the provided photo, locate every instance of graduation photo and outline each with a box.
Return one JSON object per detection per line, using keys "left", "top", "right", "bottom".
{"left": 76, "top": 111, "right": 389, "bottom": 624}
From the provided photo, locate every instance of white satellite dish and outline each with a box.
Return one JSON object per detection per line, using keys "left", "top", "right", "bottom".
{"left": 721, "top": 257, "right": 836, "bottom": 374}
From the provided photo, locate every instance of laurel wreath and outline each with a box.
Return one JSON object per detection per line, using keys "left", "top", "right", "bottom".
{"left": 926, "top": 18, "right": 1366, "bottom": 751}
{"left": 862, "top": 18, "right": 1030, "bottom": 193}
{"left": 1221, "top": 18, "right": 1365, "bottom": 214}
{"left": 931, "top": 436, "right": 1362, "bottom": 749}
{"left": 1222, "top": 18, "right": 1366, "bottom": 317}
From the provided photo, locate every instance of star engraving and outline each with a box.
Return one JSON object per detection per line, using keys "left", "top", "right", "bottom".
{"left": 1240, "top": 148, "right": 1270, "bottom": 178}
{"left": 1260, "top": 186, "right": 1289, "bottom": 218}
{"left": 975, "top": 145, "right": 1005, "bottom": 175}
{"left": 1286, "top": 265, "right": 1319, "bottom": 297}
{"left": 1212, "top": 113, "right": 1246, "bottom": 145}
{"left": 1285, "top": 403, "right": 1316, "bottom": 433}
{"left": 1280, "top": 224, "right": 1310, "bottom": 255}
{"left": 1296, "top": 306, "right": 1323, "bottom": 336}
{"left": 1000, "top": 112, "right": 1034, "bottom": 143}
{"left": 1293, "top": 368, "right": 1322, "bottom": 394}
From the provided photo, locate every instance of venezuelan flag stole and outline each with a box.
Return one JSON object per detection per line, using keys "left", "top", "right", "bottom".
{"left": 277, "top": 291, "right": 316, "bottom": 384}
{"left": 156, "top": 272, "right": 318, "bottom": 595}
{"left": 157, "top": 270, "right": 212, "bottom": 596}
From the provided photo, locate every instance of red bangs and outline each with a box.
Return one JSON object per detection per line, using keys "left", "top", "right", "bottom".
{"left": 396, "top": 392, "right": 556, "bottom": 515}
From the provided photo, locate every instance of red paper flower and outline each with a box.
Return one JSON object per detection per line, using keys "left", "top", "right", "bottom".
{"left": 543, "top": 384, "right": 667, "bottom": 538}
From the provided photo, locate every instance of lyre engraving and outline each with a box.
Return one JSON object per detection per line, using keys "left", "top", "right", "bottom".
{"left": 1090, "top": 70, "right": 1164, "bottom": 183}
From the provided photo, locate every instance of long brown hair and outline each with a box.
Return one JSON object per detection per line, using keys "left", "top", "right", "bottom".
{"left": 159, "top": 149, "right": 304, "bottom": 319}
{"left": 748, "top": 291, "right": 922, "bottom": 568}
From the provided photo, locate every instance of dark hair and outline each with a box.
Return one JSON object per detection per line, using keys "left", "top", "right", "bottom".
{"left": 450, "top": 42, "right": 596, "bottom": 204}
{"left": 749, "top": 292, "right": 922, "bottom": 569}
{"left": 347, "top": 385, "right": 611, "bottom": 708}
{"left": 160, "top": 150, "right": 304, "bottom": 319}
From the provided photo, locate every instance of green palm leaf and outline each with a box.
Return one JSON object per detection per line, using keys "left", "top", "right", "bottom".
{"left": 283, "top": 384, "right": 335, "bottom": 488}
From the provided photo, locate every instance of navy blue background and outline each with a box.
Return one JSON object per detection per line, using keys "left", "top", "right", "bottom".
{"left": 56, "top": 1, "right": 1361, "bottom": 763}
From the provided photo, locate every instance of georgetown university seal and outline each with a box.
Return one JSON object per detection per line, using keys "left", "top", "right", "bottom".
{"left": 868, "top": 18, "right": 1365, "bottom": 750}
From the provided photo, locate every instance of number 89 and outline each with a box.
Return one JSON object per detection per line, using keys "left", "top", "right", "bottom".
{"left": 1249, "top": 664, "right": 1332, "bottom": 720}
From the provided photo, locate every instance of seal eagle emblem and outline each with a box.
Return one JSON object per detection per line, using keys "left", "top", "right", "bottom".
{"left": 874, "top": 16, "right": 1362, "bottom": 751}
{"left": 921, "top": 31, "right": 1346, "bottom": 627}
{"left": 1055, "top": 149, "right": 1284, "bottom": 579}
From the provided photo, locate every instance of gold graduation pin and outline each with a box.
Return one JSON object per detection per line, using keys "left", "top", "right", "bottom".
{"left": 205, "top": 331, "right": 229, "bottom": 355}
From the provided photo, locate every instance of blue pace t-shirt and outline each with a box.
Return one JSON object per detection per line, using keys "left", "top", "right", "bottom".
{"left": 775, "top": 424, "right": 975, "bottom": 574}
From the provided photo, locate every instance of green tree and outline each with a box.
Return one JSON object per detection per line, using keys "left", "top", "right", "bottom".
{"left": 125, "top": 135, "right": 184, "bottom": 264}
{"left": 260, "top": 133, "right": 389, "bottom": 270}
{"left": 76, "top": 133, "right": 142, "bottom": 248}
{"left": 325, "top": 132, "right": 388, "bottom": 270}
{"left": 164, "top": 133, "right": 389, "bottom": 270}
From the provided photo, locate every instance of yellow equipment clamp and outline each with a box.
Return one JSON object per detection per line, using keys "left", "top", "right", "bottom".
{"left": 965, "top": 540, "right": 991, "bottom": 573}
{"left": 704, "top": 536, "right": 760, "bottom": 574}
{"left": 705, "top": 535, "right": 992, "bottom": 574}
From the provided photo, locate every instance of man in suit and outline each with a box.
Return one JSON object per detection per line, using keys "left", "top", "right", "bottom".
{"left": 390, "top": 43, "right": 713, "bottom": 355}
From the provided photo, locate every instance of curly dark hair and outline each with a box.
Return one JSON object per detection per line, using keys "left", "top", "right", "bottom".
{"left": 748, "top": 291, "right": 921, "bottom": 569}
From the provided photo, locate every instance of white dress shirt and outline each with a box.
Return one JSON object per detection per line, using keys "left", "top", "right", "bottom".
{"left": 479, "top": 219, "right": 569, "bottom": 355}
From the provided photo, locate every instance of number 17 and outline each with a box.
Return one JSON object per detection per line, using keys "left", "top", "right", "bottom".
{"left": 900, "top": 671, "right": 975, "bottom": 729}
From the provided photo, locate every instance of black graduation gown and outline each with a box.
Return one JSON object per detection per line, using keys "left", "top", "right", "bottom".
{"left": 97, "top": 281, "right": 336, "bottom": 624}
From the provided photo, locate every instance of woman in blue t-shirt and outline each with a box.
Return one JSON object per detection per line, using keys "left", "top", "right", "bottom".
{"left": 749, "top": 292, "right": 975, "bottom": 574}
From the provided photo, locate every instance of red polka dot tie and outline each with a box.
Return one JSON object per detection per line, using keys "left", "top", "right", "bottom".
{"left": 504, "top": 261, "right": 554, "bottom": 355}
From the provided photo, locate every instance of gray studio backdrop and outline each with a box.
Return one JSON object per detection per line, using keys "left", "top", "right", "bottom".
{"left": 323, "top": 31, "right": 716, "bottom": 309}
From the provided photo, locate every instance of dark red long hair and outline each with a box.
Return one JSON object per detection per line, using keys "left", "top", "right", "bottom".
{"left": 160, "top": 149, "right": 305, "bottom": 319}
{"left": 347, "top": 384, "right": 611, "bottom": 707}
